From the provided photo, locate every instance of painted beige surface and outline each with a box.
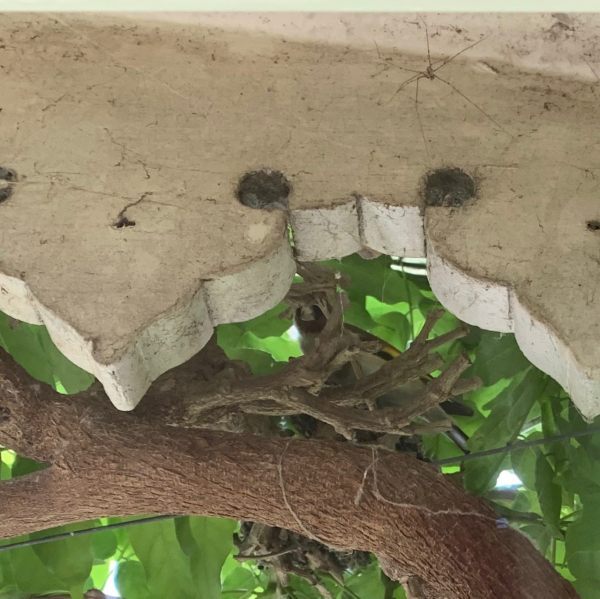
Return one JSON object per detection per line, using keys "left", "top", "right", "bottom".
{"left": 0, "top": 13, "right": 598, "bottom": 414}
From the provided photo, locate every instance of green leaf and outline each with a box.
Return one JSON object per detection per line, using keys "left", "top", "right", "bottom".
{"left": 241, "top": 331, "right": 302, "bottom": 363}
{"left": 174, "top": 517, "right": 197, "bottom": 558}
{"left": 216, "top": 326, "right": 278, "bottom": 375}
{"left": 511, "top": 440, "right": 539, "bottom": 491}
{"left": 236, "top": 303, "right": 293, "bottom": 338}
{"left": 237, "top": 349, "right": 281, "bottom": 375}
{"left": 535, "top": 453, "right": 562, "bottom": 533}
{"left": 567, "top": 518, "right": 600, "bottom": 580}
{"left": 89, "top": 562, "right": 110, "bottom": 591}
{"left": 90, "top": 528, "right": 118, "bottom": 561}
{"left": 467, "top": 331, "right": 530, "bottom": 386}
{"left": 519, "top": 523, "right": 553, "bottom": 557}
{"left": 421, "top": 432, "right": 464, "bottom": 464}
{"left": 364, "top": 297, "right": 410, "bottom": 320}
{"left": 364, "top": 297, "right": 411, "bottom": 350}
{"left": 326, "top": 255, "right": 403, "bottom": 304}
{"left": 127, "top": 519, "right": 196, "bottom": 599}
{"left": 393, "top": 587, "right": 408, "bottom": 599}
{"left": 286, "top": 574, "right": 326, "bottom": 599}
{"left": 215, "top": 322, "right": 244, "bottom": 349}
{"left": 221, "top": 564, "right": 260, "bottom": 598}
{"left": 343, "top": 561, "right": 387, "bottom": 599}
{"left": 176, "top": 516, "right": 236, "bottom": 598}
{"left": 33, "top": 536, "right": 93, "bottom": 589}
{"left": 69, "top": 583, "right": 85, "bottom": 599}
{"left": 216, "top": 299, "right": 300, "bottom": 371}
{"left": 561, "top": 445, "right": 600, "bottom": 498}
{"left": 10, "top": 455, "right": 46, "bottom": 478}
{"left": 565, "top": 495, "right": 600, "bottom": 590}
{"left": 116, "top": 560, "right": 151, "bottom": 599}
{"left": 464, "top": 369, "right": 546, "bottom": 495}
{"left": 343, "top": 299, "right": 378, "bottom": 332}
{"left": 573, "top": 578, "right": 600, "bottom": 599}
{"left": 9, "top": 547, "right": 64, "bottom": 595}
{"left": 429, "top": 309, "right": 461, "bottom": 338}
{"left": 0, "top": 450, "right": 12, "bottom": 480}
{"left": 216, "top": 322, "right": 299, "bottom": 375}
{"left": 554, "top": 539, "right": 572, "bottom": 575}
{"left": 465, "top": 378, "right": 512, "bottom": 417}
{"left": 0, "top": 312, "right": 94, "bottom": 394}
{"left": 463, "top": 452, "right": 511, "bottom": 497}
{"left": 538, "top": 392, "right": 571, "bottom": 469}
{"left": 0, "top": 554, "right": 15, "bottom": 593}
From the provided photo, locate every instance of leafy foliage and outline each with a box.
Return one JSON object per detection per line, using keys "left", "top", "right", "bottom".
{"left": 1, "top": 254, "right": 600, "bottom": 597}
{"left": 217, "top": 303, "right": 301, "bottom": 375}
{"left": 0, "top": 312, "right": 94, "bottom": 394}
{"left": 462, "top": 368, "right": 548, "bottom": 495}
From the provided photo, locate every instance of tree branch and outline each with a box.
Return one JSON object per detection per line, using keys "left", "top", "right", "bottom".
{"left": 0, "top": 347, "right": 578, "bottom": 599}
{"left": 171, "top": 297, "right": 478, "bottom": 443}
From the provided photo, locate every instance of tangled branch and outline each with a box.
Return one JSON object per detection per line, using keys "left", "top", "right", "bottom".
{"left": 175, "top": 263, "right": 480, "bottom": 442}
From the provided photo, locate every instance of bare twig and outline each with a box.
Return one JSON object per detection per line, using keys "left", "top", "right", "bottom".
{"left": 235, "top": 548, "right": 297, "bottom": 561}
{"left": 176, "top": 264, "right": 478, "bottom": 444}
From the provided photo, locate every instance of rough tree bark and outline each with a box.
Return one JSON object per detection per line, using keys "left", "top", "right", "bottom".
{"left": 0, "top": 345, "right": 578, "bottom": 599}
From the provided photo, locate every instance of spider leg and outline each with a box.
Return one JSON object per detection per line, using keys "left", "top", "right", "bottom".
{"left": 388, "top": 63, "right": 424, "bottom": 76}
{"left": 371, "top": 65, "right": 391, "bottom": 79}
{"left": 583, "top": 57, "right": 600, "bottom": 82}
{"left": 371, "top": 41, "right": 423, "bottom": 78}
{"left": 414, "top": 77, "right": 430, "bottom": 160}
{"left": 373, "top": 39, "right": 383, "bottom": 59}
{"left": 371, "top": 62, "right": 423, "bottom": 79}
{"left": 431, "top": 36, "right": 487, "bottom": 73}
{"left": 434, "top": 73, "right": 512, "bottom": 136}
{"left": 419, "top": 15, "right": 434, "bottom": 71}
{"left": 370, "top": 41, "right": 390, "bottom": 78}
{"left": 384, "top": 73, "right": 423, "bottom": 105}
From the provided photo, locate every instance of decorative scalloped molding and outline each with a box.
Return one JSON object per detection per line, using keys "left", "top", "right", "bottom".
{"left": 3, "top": 199, "right": 598, "bottom": 418}
{"left": 1, "top": 13, "right": 598, "bottom": 417}
{"left": 429, "top": 245, "right": 600, "bottom": 420}
{"left": 1, "top": 240, "right": 295, "bottom": 410}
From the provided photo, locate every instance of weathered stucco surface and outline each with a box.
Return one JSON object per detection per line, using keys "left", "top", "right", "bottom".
{"left": 0, "top": 13, "right": 599, "bottom": 414}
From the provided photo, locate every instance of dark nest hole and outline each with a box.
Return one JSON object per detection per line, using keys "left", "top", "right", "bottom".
{"left": 423, "top": 167, "right": 476, "bottom": 208}
{"left": 0, "top": 166, "right": 16, "bottom": 205}
{"left": 0, "top": 166, "right": 17, "bottom": 182}
{"left": 587, "top": 220, "right": 600, "bottom": 232}
{"left": 236, "top": 169, "right": 291, "bottom": 211}
{"left": 0, "top": 186, "right": 13, "bottom": 204}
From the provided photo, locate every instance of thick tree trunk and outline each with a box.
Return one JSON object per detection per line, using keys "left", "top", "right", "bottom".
{"left": 0, "top": 347, "right": 578, "bottom": 599}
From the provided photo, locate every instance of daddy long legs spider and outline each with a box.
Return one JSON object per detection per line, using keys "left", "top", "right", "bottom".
{"left": 373, "top": 19, "right": 511, "bottom": 158}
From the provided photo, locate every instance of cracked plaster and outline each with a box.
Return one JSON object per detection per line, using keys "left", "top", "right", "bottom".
{"left": 0, "top": 13, "right": 599, "bottom": 415}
